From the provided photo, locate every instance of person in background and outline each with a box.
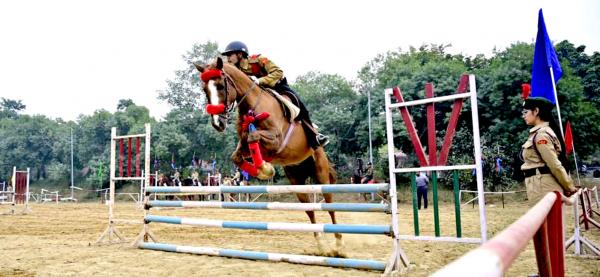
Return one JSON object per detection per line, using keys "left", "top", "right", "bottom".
{"left": 361, "top": 162, "right": 374, "bottom": 184}
{"left": 361, "top": 162, "right": 375, "bottom": 201}
{"left": 416, "top": 172, "right": 429, "bottom": 210}
{"left": 519, "top": 97, "right": 577, "bottom": 203}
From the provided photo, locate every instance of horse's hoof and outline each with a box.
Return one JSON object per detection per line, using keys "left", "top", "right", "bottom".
{"left": 256, "top": 163, "right": 275, "bottom": 180}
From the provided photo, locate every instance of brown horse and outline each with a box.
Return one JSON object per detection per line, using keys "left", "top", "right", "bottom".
{"left": 194, "top": 57, "right": 343, "bottom": 256}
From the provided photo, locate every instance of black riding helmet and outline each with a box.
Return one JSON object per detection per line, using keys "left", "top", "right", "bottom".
{"left": 222, "top": 41, "right": 249, "bottom": 56}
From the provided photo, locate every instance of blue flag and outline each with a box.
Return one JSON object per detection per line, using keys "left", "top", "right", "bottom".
{"left": 531, "top": 9, "right": 562, "bottom": 104}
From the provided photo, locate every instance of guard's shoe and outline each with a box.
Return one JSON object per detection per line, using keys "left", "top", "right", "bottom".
{"left": 316, "top": 133, "right": 330, "bottom": 147}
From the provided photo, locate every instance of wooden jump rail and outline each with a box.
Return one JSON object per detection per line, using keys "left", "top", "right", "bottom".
{"left": 432, "top": 191, "right": 567, "bottom": 276}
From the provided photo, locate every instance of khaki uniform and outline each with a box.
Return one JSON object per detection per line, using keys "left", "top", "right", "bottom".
{"left": 521, "top": 122, "right": 575, "bottom": 203}
{"left": 238, "top": 54, "right": 283, "bottom": 87}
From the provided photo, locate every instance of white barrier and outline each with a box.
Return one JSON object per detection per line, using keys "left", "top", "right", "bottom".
{"left": 96, "top": 123, "right": 151, "bottom": 245}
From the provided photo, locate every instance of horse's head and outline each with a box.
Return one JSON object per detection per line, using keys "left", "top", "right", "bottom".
{"left": 194, "top": 57, "right": 236, "bottom": 132}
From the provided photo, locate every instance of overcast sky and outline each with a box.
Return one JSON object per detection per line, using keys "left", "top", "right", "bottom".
{"left": 1, "top": 0, "right": 598, "bottom": 121}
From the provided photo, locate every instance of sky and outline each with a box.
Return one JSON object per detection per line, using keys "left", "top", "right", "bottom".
{"left": 1, "top": 0, "right": 598, "bottom": 121}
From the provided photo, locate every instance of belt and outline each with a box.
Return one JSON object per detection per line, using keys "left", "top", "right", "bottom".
{"left": 523, "top": 166, "right": 551, "bottom": 178}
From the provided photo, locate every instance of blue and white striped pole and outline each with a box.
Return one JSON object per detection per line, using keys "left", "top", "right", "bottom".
{"left": 148, "top": 200, "right": 389, "bottom": 213}
{"left": 139, "top": 242, "right": 386, "bottom": 271}
{"left": 145, "top": 215, "right": 391, "bottom": 235}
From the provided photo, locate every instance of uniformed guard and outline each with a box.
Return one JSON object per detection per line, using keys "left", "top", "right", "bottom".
{"left": 520, "top": 96, "right": 576, "bottom": 203}
{"left": 221, "top": 41, "right": 329, "bottom": 148}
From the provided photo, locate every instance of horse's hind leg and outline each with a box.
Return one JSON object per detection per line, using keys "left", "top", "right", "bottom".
{"left": 284, "top": 164, "right": 327, "bottom": 254}
{"left": 296, "top": 193, "right": 327, "bottom": 254}
{"left": 322, "top": 193, "right": 345, "bottom": 257}
{"left": 312, "top": 148, "right": 344, "bottom": 256}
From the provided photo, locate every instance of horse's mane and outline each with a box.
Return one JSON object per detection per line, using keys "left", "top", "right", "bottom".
{"left": 222, "top": 63, "right": 252, "bottom": 85}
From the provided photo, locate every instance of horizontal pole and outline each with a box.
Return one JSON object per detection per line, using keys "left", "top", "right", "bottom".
{"left": 148, "top": 200, "right": 389, "bottom": 213}
{"left": 392, "top": 164, "right": 475, "bottom": 173}
{"left": 146, "top": 183, "right": 389, "bottom": 195}
{"left": 145, "top": 215, "right": 391, "bottom": 235}
{"left": 398, "top": 235, "right": 482, "bottom": 244}
{"left": 388, "top": 92, "right": 472, "bottom": 108}
{"left": 139, "top": 242, "right": 386, "bottom": 271}
{"left": 460, "top": 190, "right": 526, "bottom": 194}
{"left": 113, "top": 177, "right": 145, "bottom": 181}
{"left": 114, "top": 134, "right": 147, "bottom": 140}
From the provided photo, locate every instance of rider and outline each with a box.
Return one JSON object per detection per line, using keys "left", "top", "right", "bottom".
{"left": 221, "top": 41, "right": 329, "bottom": 147}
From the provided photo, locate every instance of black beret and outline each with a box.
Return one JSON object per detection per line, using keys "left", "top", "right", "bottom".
{"left": 523, "top": 97, "right": 554, "bottom": 111}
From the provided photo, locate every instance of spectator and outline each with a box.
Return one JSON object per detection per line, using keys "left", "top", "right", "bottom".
{"left": 416, "top": 172, "right": 429, "bottom": 210}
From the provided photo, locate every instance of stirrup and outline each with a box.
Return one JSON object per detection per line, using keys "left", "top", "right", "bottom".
{"left": 316, "top": 133, "right": 329, "bottom": 147}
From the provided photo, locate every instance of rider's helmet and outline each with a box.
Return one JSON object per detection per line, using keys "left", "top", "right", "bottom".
{"left": 222, "top": 41, "right": 249, "bottom": 57}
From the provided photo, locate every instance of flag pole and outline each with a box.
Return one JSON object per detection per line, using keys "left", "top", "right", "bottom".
{"left": 549, "top": 67, "right": 580, "bottom": 183}
{"left": 548, "top": 66, "right": 565, "bottom": 138}
{"left": 572, "top": 147, "right": 582, "bottom": 186}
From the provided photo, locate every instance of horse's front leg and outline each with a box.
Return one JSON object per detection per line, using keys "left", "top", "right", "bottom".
{"left": 247, "top": 130, "right": 281, "bottom": 180}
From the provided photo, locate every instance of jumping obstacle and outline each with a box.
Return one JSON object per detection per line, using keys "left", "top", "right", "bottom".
{"left": 384, "top": 74, "right": 488, "bottom": 244}
{"left": 1, "top": 167, "right": 31, "bottom": 215}
{"left": 565, "top": 186, "right": 600, "bottom": 258}
{"left": 136, "top": 182, "right": 407, "bottom": 273}
{"left": 432, "top": 191, "right": 567, "bottom": 276}
{"left": 96, "top": 123, "right": 151, "bottom": 245}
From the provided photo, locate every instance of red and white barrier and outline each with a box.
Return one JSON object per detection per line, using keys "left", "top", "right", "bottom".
{"left": 432, "top": 191, "right": 566, "bottom": 277}
{"left": 96, "top": 123, "right": 151, "bottom": 245}
{"left": 1, "top": 167, "right": 31, "bottom": 215}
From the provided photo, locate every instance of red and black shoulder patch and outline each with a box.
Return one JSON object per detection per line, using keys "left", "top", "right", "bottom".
{"left": 536, "top": 139, "right": 548, "bottom": 145}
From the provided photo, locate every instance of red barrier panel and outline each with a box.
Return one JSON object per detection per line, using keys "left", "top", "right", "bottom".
{"left": 127, "top": 137, "right": 132, "bottom": 177}
{"left": 136, "top": 137, "right": 141, "bottom": 177}
{"left": 119, "top": 139, "right": 124, "bottom": 177}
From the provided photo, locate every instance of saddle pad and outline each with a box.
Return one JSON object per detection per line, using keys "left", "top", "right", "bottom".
{"left": 270, "top": 90, "right": 300, "bottom": 121}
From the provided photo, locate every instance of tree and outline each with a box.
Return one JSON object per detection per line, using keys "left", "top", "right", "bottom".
{"left": 0, "top": 98, "right": 26, "bottom": 119}
{"left": 158, "top": 41, "right": 220, "bottom": 111}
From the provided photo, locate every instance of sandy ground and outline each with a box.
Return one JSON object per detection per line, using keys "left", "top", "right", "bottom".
{"left": 1, "top": 196, "right": 599, "bottom": 277}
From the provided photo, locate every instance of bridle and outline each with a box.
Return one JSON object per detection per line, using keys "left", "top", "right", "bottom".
{"left": 202, "top": 68, "right": 258, "bottom": 121}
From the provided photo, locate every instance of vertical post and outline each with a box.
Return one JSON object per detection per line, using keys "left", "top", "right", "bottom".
{"left": 469, "top": 74, "right": 488, "bottom": 242}
{"left": 25, "top": 168, "right": 30, "bottom": 209}
{"left": 432, "top": 172, "right": 440, "bottom": 237}
{"left": 12, "top": 166, "right": 16, "bottom": 205}
{"left": 547, "top": 192, "right": 565, "bottom": 276}
{"left": 453, "top": 171, "right": 462, "bottom": 238}
{"left": 385, "top": 88, "right": 406, "bottom": 270}
{"left": 411, "top": 172, "right": 419, "bottom": 236}
{"left": 145, "top": 123, "right": 151, "bottom": 204}
{"left": 367, "top": 90, "right": 373, "bottom": 164}
{"left": 109, "top": 127, "right": 117, "bottom": 228}
{"left": 71, "top": 127, "right": 74, "bottom": 200}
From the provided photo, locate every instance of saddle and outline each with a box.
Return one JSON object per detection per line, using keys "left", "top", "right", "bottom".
{"left": 264, "top": 89, "right": 300, "bottom": 122}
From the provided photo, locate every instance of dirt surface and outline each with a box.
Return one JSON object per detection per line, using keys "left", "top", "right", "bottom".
{"left": 1, "top": 199, "right": 599, "bottom": 276}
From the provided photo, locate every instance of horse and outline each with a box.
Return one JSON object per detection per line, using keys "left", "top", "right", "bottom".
{"left": 194, "top": 57, "right": 343, "bottom": 256}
